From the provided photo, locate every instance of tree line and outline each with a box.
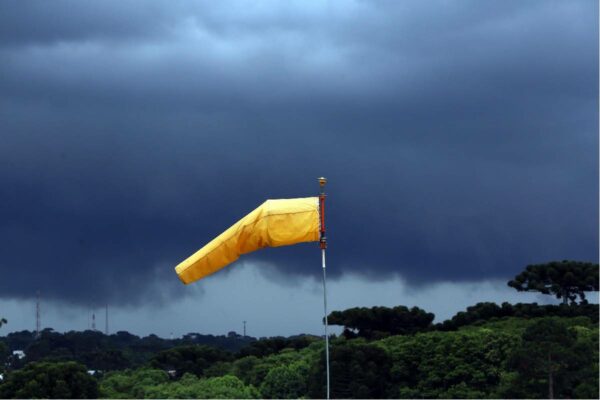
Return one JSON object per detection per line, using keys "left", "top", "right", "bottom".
{"left": 0, "top": 260, "right": 597, "bottom": 398}
{"left": 1, "top": 315, "right": 596, "bottom": 399}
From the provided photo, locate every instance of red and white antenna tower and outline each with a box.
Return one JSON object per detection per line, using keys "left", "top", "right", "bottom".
{"left": 35, "top": 290, "right": 41, "bottom": 338}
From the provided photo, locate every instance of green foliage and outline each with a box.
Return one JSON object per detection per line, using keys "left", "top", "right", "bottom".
{"left": 328, "top": 305, "right": 434, "bottom": 339}
{"left": 439, "top": 302, "right": 599, "bottom": 331}
{"left": 497, "top": 317, "right": 599, "bottom": 399}
{"left": 508, "top": 260, "right": 599, "bottom": 304}
{"left": 99, "top": 368, "right": 169, "bottom": 398}
{"left": 259, "top": 361, "right": 310, "bottom": 399}
{"left": 178, "top": 374, "right": 260, "bottom": 399}
{"left": 92, "top": 319, "right": 596, "bottom": 399}
{"left": 203, "top": 360, "right": 233, "bottom": 378}
{"left": 0, "top": 361, "right": 98, "bottom": 399}
{"left": 468, "top": 315, "right": 597, "bottom": 336}
{"left": 0, "top": 341, "right": 9, "bottom": 371}
{"left": 149, "top": 345, "right": 232, "bottom": 378}
{"left": 85, "top": 349, "right": 131, "bottom": 370}
{"left": 100, "top": 370, "right": 259, "bottom": 399}
{"left": 4, "top": 330, "right": 37, "bottom": 353}
{"left": 379, "top": 328, "right": 520, "bottom": 398}
{"left": 230, "top": 355, "right": 262, "bottom": 386}
{"left": 2, "top": 302, "right": 598, "bottom": 399}
{"left": 309, "top": 339, "right": 392, "bottom": 398}
{"left": 237, "top": 335, "right": 317, "bottom": 358}
{"left": 0, "top": 329, "right": 254, "bottom": 371}
{"left": 231, "top": 345, "right": 318, "bottom": 388}
{"left": 177, "top": 332, "right": 255, "bottom": 352}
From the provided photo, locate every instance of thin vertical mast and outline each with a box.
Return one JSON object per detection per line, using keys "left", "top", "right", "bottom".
{"left": 318, "top": 177, "right": 330, "bottom": 400}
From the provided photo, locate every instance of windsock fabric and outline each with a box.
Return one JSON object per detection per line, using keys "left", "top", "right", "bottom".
{"left": 175, "top": 197, "right": 321, "bottom": 284}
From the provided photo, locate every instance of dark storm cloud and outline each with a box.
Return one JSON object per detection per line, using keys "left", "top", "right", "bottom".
{"left": 0, "top": 1, "right": 186, "bottom": 46}
{"left": 0, "top": 0, "right": 597, "bottom": 305}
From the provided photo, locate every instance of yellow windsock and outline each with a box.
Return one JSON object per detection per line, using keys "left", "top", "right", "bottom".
{"left": 175, "top": 197, "right": 320, "bottom": 284}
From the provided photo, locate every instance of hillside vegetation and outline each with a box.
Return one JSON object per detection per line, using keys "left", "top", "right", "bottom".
{"left": 0, "top": 261, "right": 597, "bottom": 398}
{"left": 0, "top": 303, "right": 597, "bottom": 399}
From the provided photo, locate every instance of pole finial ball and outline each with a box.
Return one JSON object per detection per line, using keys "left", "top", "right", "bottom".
{"left": 318, "top": 177, "right": 327, "bottom": 187}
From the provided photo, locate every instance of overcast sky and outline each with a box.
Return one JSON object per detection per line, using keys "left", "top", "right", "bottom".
{"left": 0, "top": 0, "right": 597, "bottom": 338}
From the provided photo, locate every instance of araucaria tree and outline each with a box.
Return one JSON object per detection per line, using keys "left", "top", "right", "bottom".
{"left": 327, "top": 305, "right": 434, "bottom": 339}
{"left": 508, "top": 260, "right": 599, "bottom": 304}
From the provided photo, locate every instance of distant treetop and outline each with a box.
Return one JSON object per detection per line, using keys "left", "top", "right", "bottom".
{"left": 508, "top": 260, "right": 599, "bottom": 304}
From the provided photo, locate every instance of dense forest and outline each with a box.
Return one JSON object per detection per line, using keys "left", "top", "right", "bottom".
{"left": 0, "top": 261, "right": 598, "bottom": 399}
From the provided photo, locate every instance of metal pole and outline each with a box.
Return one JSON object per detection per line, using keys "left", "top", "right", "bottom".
{"left": 318, "top": 177, "right": 330, "bottom": 400}
{"left": 322, "top": 247, "right": 330, "bottom": 400}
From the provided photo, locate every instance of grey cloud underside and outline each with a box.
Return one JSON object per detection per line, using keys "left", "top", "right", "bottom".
{"left": 0, "top": 0, "right": 597, "bottom": 305}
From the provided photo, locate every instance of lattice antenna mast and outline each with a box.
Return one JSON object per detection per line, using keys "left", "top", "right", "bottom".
{"left": 35, "top": 291, "right": 41, "bottom": 338}
{"left": 105, "top": 304, "right": 109, "bottom": 335}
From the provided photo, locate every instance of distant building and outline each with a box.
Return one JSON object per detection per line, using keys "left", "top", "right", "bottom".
{"left": 12, "top": 350, "right": 25, "bottom": 360}
{"left": 87, "top": 370, "right": 103, "bottom": 376}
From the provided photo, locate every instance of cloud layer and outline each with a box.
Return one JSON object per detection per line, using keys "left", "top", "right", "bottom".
{"left": 0, "top": 0, "right": 597, "bottom": 306}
